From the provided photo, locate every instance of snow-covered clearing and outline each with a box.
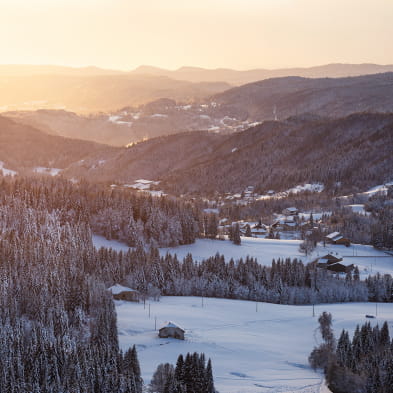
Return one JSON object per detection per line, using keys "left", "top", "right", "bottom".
{"left": 108, "top": 115, "right": 133, "bottom": 126}
{"left": 33, "top": 167, "right": 62, "bottom": 176}
{"left": 0, "top": 161, "right": 17, "bottom": 177}
{"left": 256, "top": 183, "right": 324, "bottom": 201}
{"left": 92, "top": 234, "right": 134, "bottom": 253}
{"left": 363, "top": 182, "right": 393, "bottom": 197}
{"left": 116, "top": 297, "right": 393, "bottom": 393}
{"left": 160, "top": 237, "right": 393, "bottom": 276}
{"left": 344, "top": 204, "right": 370, "bottom": 215}
{"left": 92, "top": 235, "right": 393, "bottom": 277}
{"left": 160, "top": 237, "right": 305, "bottom": 266}
{"left": 298, "top": 212, "right": 330, "bottom": 221}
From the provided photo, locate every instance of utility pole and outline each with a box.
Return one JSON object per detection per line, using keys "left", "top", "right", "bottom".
{"left": 155, "top": 316, "right": 157, "bottom": 331}
{"left": 148, "top": 303, "right": 151, "bottom": 318}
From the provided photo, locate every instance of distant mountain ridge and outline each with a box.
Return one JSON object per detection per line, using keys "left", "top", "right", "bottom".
{"left": 132, "top": 63, "right": 393, "bottom": 85}
{"left": 0, "top": 73, "right": 230, "bottom": 113}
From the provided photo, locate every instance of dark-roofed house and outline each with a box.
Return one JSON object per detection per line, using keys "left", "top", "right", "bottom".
{"left": 283, "top": 207, "right": 299, "bottom": 216}
{"left": 315, "top": 254, "right": 354, "bottom": 273}
{"left": 325, "top": 232, "right": 350, "bottom": 246}
{"left": 316, "top": 253, "right": 343, "bottom": 267}
{"left": 327, "top": 263, "right": 354, "bottom": 273}
{"left": 158, "top": 321, "right": 185, "bottom": 340}
{"left": 251, "top": 222, "right": 267, "bottom": 236}
{"left": 108, "top": 284, "right": 140, "bottom": 302}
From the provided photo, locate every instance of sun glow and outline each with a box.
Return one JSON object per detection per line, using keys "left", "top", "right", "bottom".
{"left": 0, "top": 0, "right": 392, "bottom": 70}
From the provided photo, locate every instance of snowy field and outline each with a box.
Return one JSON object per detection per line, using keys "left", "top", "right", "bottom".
{"left": 160, "top": 237, "right": 393, "bottom": 276}
{"left": 92, "top": 235, "right": 393, "bottom": 277}
{"left": 116, "top": 297, "right": 393, "bottom": 393}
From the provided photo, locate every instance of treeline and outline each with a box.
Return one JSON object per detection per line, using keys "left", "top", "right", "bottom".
{"left": 149, "top": 353, "right": 215, "bottom": 393}
{"left": 120, "top": 251, "right": 377, "bottom": 305}
{"left": 310, "top": 313, "right": 393, "bottom": 393}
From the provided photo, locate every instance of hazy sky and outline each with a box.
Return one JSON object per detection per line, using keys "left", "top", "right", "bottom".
{"left": 1, "top": 0, "right": 392, "bottom": 70}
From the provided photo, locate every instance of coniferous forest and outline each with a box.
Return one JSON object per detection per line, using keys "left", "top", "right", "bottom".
{"left": 0, "top": 175, "right": 392, "bottom": 392}
{"left": 310, "top": 313, "right": 393, "bottom": 393}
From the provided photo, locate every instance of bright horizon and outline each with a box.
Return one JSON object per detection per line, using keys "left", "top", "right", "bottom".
{"left": 1, "top": 0, "right": 393, "bottom": 71}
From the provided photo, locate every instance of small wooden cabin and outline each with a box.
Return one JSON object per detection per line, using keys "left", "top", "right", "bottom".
{"left": 158, "top": 321, "right": 185, "bottom": 340}
{"left": 108, "top": 284, "right": 140, "bottom": 302}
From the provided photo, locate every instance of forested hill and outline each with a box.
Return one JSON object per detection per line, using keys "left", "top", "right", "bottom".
{"left": 161, "top": 112, "right": 393, "bottom": 194}
{"left": 212, "top": 72, "right": 393, "bottom": 121}
{"left": 64, "top": 112, "right": 393, "bottom": 195}
{"left": 0, "top": 115, "right": 114, "bottom": 172}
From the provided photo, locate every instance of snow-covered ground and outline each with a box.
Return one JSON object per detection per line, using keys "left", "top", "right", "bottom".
{"left": 160, "top": 237, "right": 305, "bottom": 266}
{"left": 363, "top": 182, "right": 393, "bottom": 197}
{"left": 256, "top": 183, "right": 324, "bottom": 201}
{"left": 344, "top": 204, "right": 370, "bottom": 216}
{"left": 92, "top": 235, "right": 393, "bottom": 277}
{"left": 92, "top": 234, "right": 134, "bottom": 253}
{"left": 0, "top": 161, "right": 17, "bottom": 177}
{"left": 33, "top": 167, "right": 62, "bottom": 176}
{"left": 160, "top": 237, "right": 393, "bottom": 276}
{"left": 116, "top": 297, "right": 393, "bottom": 393}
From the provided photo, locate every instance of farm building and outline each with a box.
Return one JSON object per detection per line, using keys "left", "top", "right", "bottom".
{"left": 325, "top": 232, "right": 350, "bottom": 246}
{"left": 251, "top": 222, "right": 268, "bottom": 236}
{"left": 315, "top": 253, "right": 343, "bottom": 267}
{"left": 158, "top": 321, "right": 185, "bottom": 340}
{"left": 282, "top": 207, "right": 299, "bottom": 216}
{"left": 314, "top": 254, "right": 353, "bottom": 273}
{"left": 108, "top": 284, "right": 140, "bottom": 302}
{"left": 327, "top": 262, "right": 354, "bottom": 273}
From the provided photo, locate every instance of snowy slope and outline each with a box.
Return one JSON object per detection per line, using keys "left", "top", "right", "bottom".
{"left": 116, "top": 297, "right": 393, "bottom": 393}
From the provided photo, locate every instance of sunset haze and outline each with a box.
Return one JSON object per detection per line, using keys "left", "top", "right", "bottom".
{"left": 1, "top": 0, "right": 392, "bottom": 70}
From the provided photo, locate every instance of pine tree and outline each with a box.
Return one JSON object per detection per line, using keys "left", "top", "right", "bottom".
{"left": 232, "top": 223, "right": 241, "bottom": 245}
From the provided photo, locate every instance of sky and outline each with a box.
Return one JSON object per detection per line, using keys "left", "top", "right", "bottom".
{"left": 0, "top": 0, "right": 392, "bottom": 70}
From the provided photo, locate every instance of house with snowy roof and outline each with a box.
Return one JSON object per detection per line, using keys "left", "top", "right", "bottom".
{"left": 325, "top": 232, "right": 350, "bottom": 246}
{"left": 158, "top": 321, "right": 185, "bottom": 340}
{"left": 282, "top": 207, "right": 299, "bottom": 216}
{"left": 108, "top": 284, "right": 140, "bottom": 302}
{"left": 315, "top": 253, "right": 353, "bottom": 273}
{"left": 315, "top": 253, "right": 342, "bottom": 266}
